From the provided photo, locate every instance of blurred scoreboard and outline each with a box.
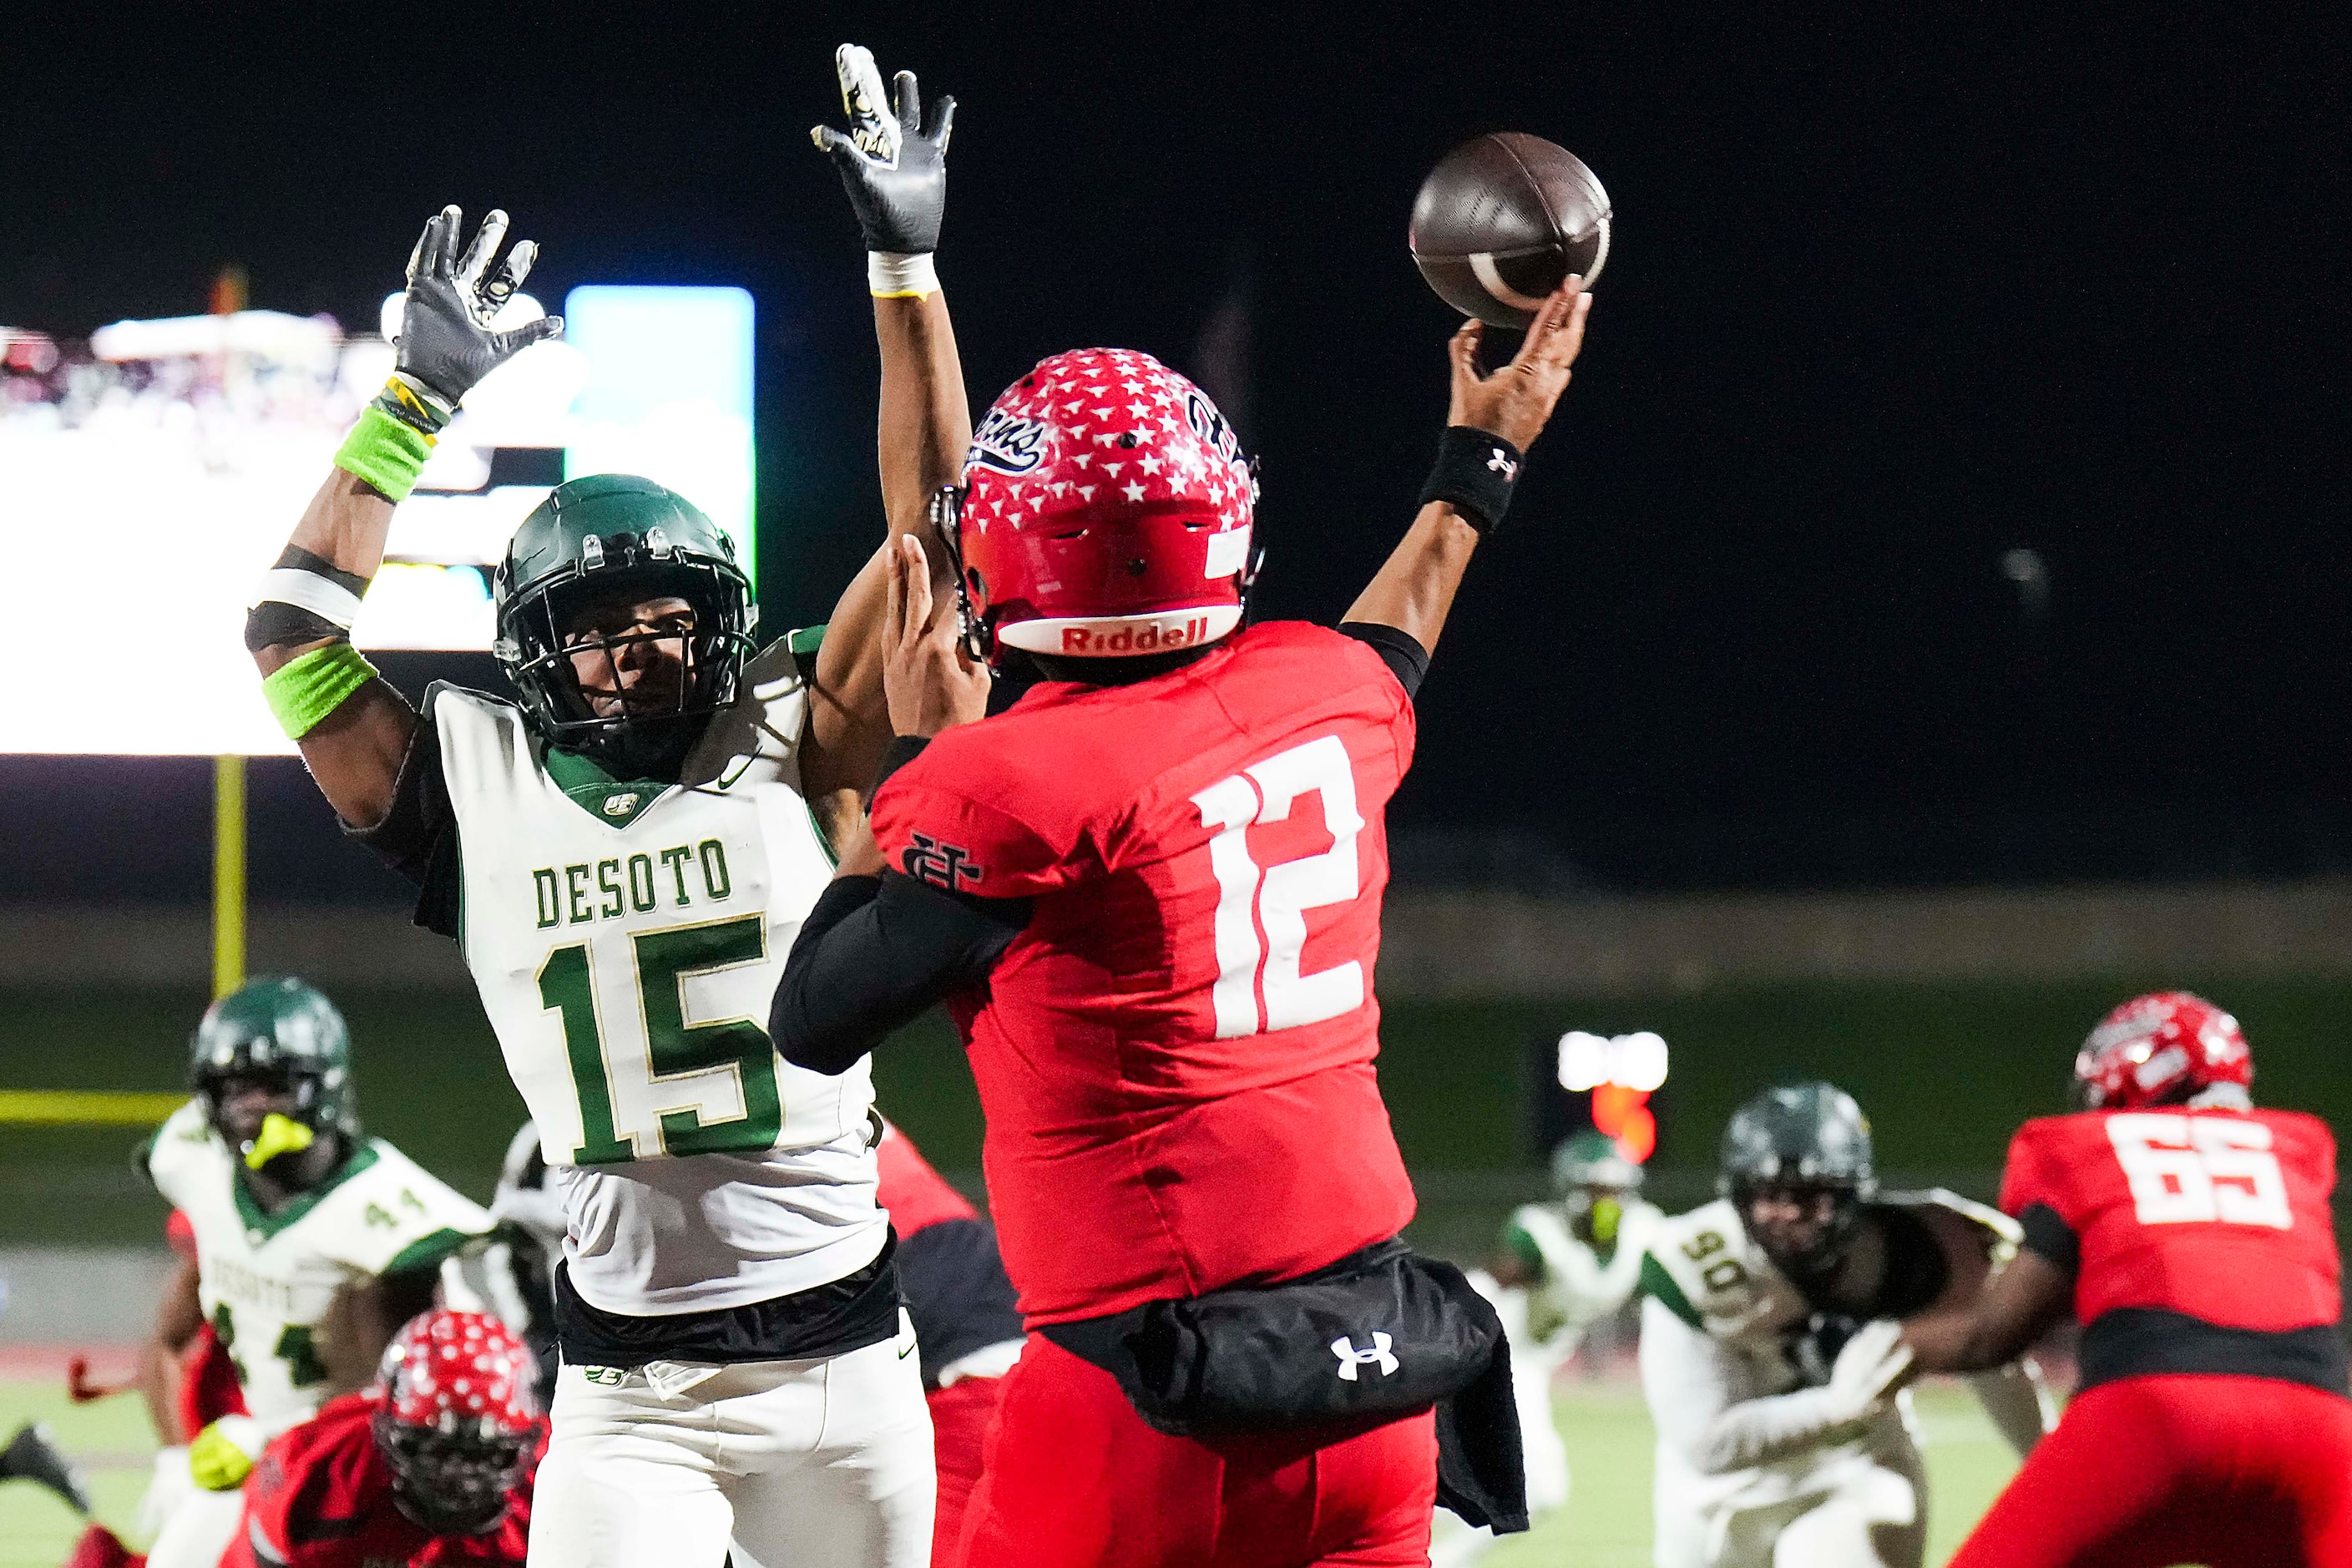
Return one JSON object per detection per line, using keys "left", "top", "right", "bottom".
{"left": 0, "top": 286, "right": 753, "bottom": 756}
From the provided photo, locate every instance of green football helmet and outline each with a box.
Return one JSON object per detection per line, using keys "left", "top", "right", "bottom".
{"left": 493, "top": 474, "right": 758, "bottom": 773}
{"left": 189, "top": 976, "right": 359, "bottom": 1140}
{"left": 1719, "top": 1080, "right": 1875, "bottom": 1282}
{"left": 1550, "top": 1130, "right": 1644, "bottom": 1199}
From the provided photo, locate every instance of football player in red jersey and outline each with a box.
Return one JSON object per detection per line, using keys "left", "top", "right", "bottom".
{"left": 218, "top": 1310, "right": 543, "bottom": 1568}
{"left": 875, "top": 1120, "right": 1024, "bottom": 1564}
{"left": 773, "top": 276, "right": 1592, "bottom": 1566}
{"left": 1901, "top": 992, "right": 2352, "bottom": 1567}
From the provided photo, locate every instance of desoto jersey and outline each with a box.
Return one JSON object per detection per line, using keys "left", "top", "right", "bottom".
{"left": 146, "top": 1100, "right": 491, "bottom": 1434}
{"left": 429, "top": 636, "right": 885, "bottom": 1316}
{"left": 869, "top": 620, "right": 1419, "bottom": 1324}
{"left": 2001, "top": 1105, "right": 2344, "bottom": 1391}
{"left": 1505, "top": 1197, "right": 1661, "bottom": 1355}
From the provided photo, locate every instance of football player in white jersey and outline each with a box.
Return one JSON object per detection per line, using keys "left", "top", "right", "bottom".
{"left": 1638, "top": 1083, "right": 2054, "bottom": 1568}
{"left": 137, "top": 977, "right": 493, "bottom": 1568}
{"left": 240, "top": 45, "right": 968, "bottom": 1568}
{"left": 1432, "top": 1130, "right": 1662, "bottom": 1566}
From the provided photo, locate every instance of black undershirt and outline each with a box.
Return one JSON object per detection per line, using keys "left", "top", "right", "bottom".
{"left": 768, "top": 622, "right": 1429, "bottom": 1077}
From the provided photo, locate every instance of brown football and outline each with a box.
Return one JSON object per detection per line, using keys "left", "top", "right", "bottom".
{"left": 1409, "top": 133, "right": 1611, "bottom": 327}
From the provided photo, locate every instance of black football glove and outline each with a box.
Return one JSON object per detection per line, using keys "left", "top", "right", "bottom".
{"left": 811, "top": 44, "right": 954, "bottom": 255}
{"left": 392, "top": 205, "right": 562, "bottom": 417}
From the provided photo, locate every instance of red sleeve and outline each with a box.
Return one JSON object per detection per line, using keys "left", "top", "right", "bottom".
{"left": 870, "top": 738, "right": 1086, "bottom": 899}
{"left": 166, "top": 1208, "right": 197, "bottom": 1260}
{"left": 1998, "top": 1121, "right": 2062, "bottom": 1222}
{"left": 877, "top": 1120, "right": 978, "bottom": 1236}
{"left": 238, "top": 1413, "right": 381, "bottom": 1568}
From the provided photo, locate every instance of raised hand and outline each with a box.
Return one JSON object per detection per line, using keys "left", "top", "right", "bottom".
{"left": 882, "top": 534, "right": 989, "bottom": 738}
{"left": 393, "top": 205, "right": 562, "bottom": 415}
{"left": 812, "top": 44, "right": 955, "bottom": 255}
{"left": 1446, "top": 279, "right": 1592, "bottom": 453}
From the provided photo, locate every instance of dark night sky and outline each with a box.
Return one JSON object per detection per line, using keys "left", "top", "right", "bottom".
{"left": 3, "top": 7, "right": 2347, "bottom": 898}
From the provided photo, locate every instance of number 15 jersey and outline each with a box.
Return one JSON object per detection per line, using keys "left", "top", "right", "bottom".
{"left": 869, "top": 620, "right": 1419, "bottom": 1325}
{"left": 429, "top": 638, "right": 883, "bottom": 1317}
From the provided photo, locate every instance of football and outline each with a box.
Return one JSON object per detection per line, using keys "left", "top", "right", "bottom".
{"left": 1409, "top": 133, "right": 1611, "bottom": 327}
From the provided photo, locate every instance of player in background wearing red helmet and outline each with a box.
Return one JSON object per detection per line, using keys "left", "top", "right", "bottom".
{"left": 1902, "top": 992, "right": 2352, "bottom": 1567}
{"left": 773, "top": 241, "right": 1592, "bottom": 1562}
{"left": 223, "top": 1310, "right": 544, "bottom": 1568}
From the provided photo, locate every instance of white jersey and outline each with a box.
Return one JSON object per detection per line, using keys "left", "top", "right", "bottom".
{"left": 146, "top": 1099, "right": 492, "bottom": 1434}
{"left": 1505, "top": 1197, "right": 1660, "bottom": 1363}
{"left": 430, "top": 635, "right": 885, "bottom": 1317}
{"left": 1638, "top": 1197, "right": 1917, "bottom": 1525}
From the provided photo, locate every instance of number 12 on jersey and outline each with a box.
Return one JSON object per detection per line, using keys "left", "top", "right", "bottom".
{"left": 1193, "top": 734, "right": 1368, "bottom": 1040}
{"left": 538, "top": 913, "right": 783, "bottom": 1164}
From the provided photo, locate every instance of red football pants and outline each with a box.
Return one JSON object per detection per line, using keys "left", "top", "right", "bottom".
{"left": 1950, "top": 1373, "right": 2352, "bottom": 1568}
{"left": 952, "top": 1335, "right": 1438, "bottom": 1568}
{"left": 928, "top": 1376, "right": 1004, "bottom": 1568}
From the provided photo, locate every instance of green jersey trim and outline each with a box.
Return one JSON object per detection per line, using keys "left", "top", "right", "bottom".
{"left": 382, "top": 1227, "right": 476, "bottom": 1277}
{"left": 787, "top": 624, "right": 827, "bottom": 659}
{"left": 1640, "top": 1249, "right": 1704, "bottom": 1331}
{"left": 540, "top": 744, "right": 675, "bottom": 831}
{"left": 231, "top": 1141, "right": 382, "bottom": 1242}
{"left": 1502, "top": 1220, "right": 1547, "bottom": 1280}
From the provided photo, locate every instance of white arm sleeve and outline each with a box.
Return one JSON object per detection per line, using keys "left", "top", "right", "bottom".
{"left": 1963, "top": 1357, "right": 2056, "bottom": 1458}
{"left": 1638, "top": 1297, "right": 1876, "bottom": 1476}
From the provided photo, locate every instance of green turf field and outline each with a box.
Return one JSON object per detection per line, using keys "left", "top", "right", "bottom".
{"left": 0, "top": 1373, "right": 2030, "bottom": 1568}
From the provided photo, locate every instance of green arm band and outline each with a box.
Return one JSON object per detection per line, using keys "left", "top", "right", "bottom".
{"left": 263, "top": 642, "right": 379, "bottom": 740}
{"left": 333, "top": 405, "right": 436, "bottom": 504}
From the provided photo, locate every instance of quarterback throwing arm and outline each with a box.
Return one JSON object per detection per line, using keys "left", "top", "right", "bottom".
{"left": 772, "top": 257, "right": 1590, "bottom": 1568}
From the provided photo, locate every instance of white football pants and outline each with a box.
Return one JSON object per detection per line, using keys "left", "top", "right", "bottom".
{"left": 1653, "top": 1445, "right": 1927, "bottom": 1568}
{"left": 528, "top": 1314, "right": 935, "bottom": 1568}
{"left": 143, "top": 1485, "right": 245, "bottom": 1568}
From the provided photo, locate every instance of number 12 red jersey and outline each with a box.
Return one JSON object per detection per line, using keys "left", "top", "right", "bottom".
{"left": 869, "top": 621, "right": 1419, "bottom": 1325}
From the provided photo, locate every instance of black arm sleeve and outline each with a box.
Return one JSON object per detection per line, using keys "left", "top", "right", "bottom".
{"left": 343, "top": 716, "right": 462, "bottom": 939}
{"left": 1336, "top": 621, "right": 1431, "bottom": 700}
{"left": 2016, "top": 1202, "right": 2081, "bottom": 1279}
{"left": 771, "top": 871, "right": 1031, "bottom": 1075}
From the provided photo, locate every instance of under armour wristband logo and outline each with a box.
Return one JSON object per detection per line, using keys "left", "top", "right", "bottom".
{"left": 1486, "top": 448, "right": 1518, "bottom": 480}
{"left": 902, "top": 833, "right": 986, "bottom": 892}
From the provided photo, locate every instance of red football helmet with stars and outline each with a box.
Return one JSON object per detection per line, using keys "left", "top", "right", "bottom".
{"left": 372, "top": 1310, "right": 539, "bottom": 1533}
{"left": 941, "top": 348, "right": 1257, "bottom": 663}
{"left": 2074, "top": 990, "right": 2254, "bottom": 1110}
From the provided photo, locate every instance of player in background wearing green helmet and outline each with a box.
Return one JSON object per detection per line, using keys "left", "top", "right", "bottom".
{"left": 1432, "top": 1130, "right": 1662, "bottom": 1565}
{"left": 125, "top": 978, "right": 493, "bottom": 1568}
{"left": 241, "top": 44, "right": 969, "bottom": 1568}
{"left": 1636, "top": 1082, "right": 2053, "bottom": 1568}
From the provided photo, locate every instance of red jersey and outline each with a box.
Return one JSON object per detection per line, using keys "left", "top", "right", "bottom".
{"left": 871, "top": 621, "right": 1419, "bottom": 1323}
{"left": 878, "top": 1120, "right": 979, "bottom": 1237}
{"left": 2001, "top": 1106, "right": 2345, "bottom": 1390}
{"left": 224, "top": 1392, "right": 540, "bottom": 1568}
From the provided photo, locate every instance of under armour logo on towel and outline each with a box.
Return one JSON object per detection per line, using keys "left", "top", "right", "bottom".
{"left": 1486, "top": 448, "right": 1518, "bottom": 480}
{"left": 1330, "top": 1332, "right": 1399, "bottom": 1381}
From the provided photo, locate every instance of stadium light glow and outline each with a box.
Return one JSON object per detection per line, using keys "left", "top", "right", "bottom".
{"left": 0, "top": 284, "right": 756, "bottom": 755}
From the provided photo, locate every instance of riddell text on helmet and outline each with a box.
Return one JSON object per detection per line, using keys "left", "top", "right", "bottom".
{"left": 1065, "top": 616, "right": 1216, "bottom": 655}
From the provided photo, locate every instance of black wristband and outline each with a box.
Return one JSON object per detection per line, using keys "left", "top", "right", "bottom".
{"left": 1417, "top": 426, "right": 1523, "bottom": 535}
{"left": 873, "top": 735, "right": 931, "bottom": 797}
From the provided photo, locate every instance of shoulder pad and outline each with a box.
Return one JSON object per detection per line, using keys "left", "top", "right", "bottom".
{"left": 1642, "top": 1199, "right": 1806, "bottom": 1343}
{"left": 1880, "top": 1187, "right": 2022, "bottom": 1245}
